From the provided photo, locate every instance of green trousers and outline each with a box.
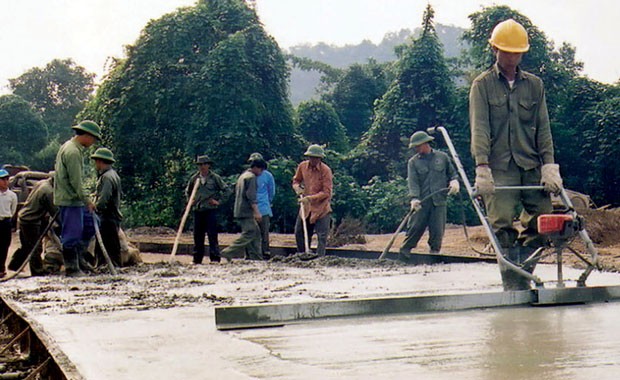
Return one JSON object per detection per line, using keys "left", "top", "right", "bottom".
{"left": 400, "top": 203, "right": 447, "bottom": 253}
{"left": 221, "top": 217, "right": 262, "bottom": 260}
{"left": 485, "top": 159, "right": 552, "bottom": 248}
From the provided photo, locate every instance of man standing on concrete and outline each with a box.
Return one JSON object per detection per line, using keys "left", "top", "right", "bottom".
{"left": 470, "top": 19, "right": 563, "bottom": 287}
{"left": 399, "top": 131, "right": 459, "bottom": 260}
{"left": 292, "top": 144, "right": 333, "bottom": 256}
{"left": 221, "top": 158, "right": 265, "bottom": 262}
{"left": 0, "top": 169, "right": 18, "bottom": 277}
{"left": 91, "top": 148, "right": 122, "bottom": 268}
{"left": 9, "top": 174, "right": 56, "bottom": 276}
{"left": 54, "top": 120, "right": 100, "bottom": 277}
{"left": 248, "top": 153, "right": 276, "bottom": 260}
{"left": 186, "top": 155, "right": 227, "bottom": 264}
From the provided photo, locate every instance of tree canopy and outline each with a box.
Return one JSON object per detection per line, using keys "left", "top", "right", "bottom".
{"left": 0, "top": 95, "right": 48, "bottom": 166}
{"left": 348, "top": 4, "right": 456, "bottom": 181}
{"left": 296, "top": 100, "right": 348, "bottom": 152}
{"left": 9, "top": 59, "right": 95, "bottom": 141}
{"left": 81, "top": 0, "right": 301, "bottom": 217}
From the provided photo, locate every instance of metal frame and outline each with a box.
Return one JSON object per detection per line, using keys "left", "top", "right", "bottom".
{"left": 215, "top": 286, "right": 620, "bottom": 330}
{"left": 426, "top": 126, "right": 600, "bottom": 288}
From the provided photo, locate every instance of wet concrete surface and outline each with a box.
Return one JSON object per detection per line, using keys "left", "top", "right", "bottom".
{"left": 3, "top": 257, "right": 620, "bottom": 379}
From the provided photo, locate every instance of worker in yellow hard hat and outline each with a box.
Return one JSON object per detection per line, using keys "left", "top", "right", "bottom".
{"left": 469, "top": 19, "right": 563, "bottom": 290}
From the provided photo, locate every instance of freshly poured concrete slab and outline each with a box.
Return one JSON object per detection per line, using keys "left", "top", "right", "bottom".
{"left": 3, "top": 260, "right": 620, "bottom": 379}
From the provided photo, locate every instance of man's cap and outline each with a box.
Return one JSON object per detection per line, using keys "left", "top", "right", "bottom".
{"left": 90, "top": 147, "right": 116, "bottom": 163}
{"left": 72, "top": 120, "right": 102, "bottom": 140}
{"left": 196, "top": 155, "right": 214, "bottom": 165}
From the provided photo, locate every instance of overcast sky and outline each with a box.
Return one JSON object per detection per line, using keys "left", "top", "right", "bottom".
{"left": 0, "top": 0, "right": 618, "bottom": 94}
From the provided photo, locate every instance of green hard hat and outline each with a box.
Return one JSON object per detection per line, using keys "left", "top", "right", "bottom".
{"left": 196, "top": 155, "right": 214, "bottom": 165}
{"left": 90, "top": 147, "right": 115, "bottom": 163}
{"left": 409, "top": 131, "right": 434, "bottom": 148}
{"left": 72, "top": 120, "right": 102, "bottom": 140}
{"left": 304, "top": 144, "right": 325, "bottom": 158}
{"left": 247, "top": 152, "right": 264, "bottom": 162}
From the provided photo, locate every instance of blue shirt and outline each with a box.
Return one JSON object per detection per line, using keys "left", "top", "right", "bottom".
{"left": 256, "top": 170, "right": 276, "bottom": 217}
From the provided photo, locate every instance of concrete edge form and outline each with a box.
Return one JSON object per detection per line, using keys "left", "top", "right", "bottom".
{"left": 134, "top": 241, "right": 496, "bottom": 264}
{"left": 215, "top": 286, "right": 620, "bottom": 330}
{"left": 1, "top": 296, "right": 84, "bottom": 380}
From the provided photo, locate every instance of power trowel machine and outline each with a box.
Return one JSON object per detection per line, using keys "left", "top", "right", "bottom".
{"left": 427, "top": 126, "right": 601, "bottom": 291}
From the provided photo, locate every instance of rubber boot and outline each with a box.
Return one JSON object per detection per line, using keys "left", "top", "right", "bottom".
{"left": 398, "top": 248, "right": 411, "bottom": 264}
{"left": 29, "top": 254, "right": 49, "bottom": 277}
{"left": 499, "top": 247, "right": 531, "bottom": 291}
{"left": 7, "top": 248, "right": 26, "bottom": 272}
{"left": 63, "top": 247, "right": 85, "bottom": 277}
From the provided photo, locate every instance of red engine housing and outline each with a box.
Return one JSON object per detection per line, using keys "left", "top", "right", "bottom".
{"left": 537, "top": 214, "right": 574, "bottom": 235}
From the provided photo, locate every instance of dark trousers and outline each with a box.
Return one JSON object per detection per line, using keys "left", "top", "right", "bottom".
{"left": 0, "top": 219, "right": 12, "bottom": 273}
{"left": 193, "top": 209, "right": 220, "bottom": 263}
{"left": 295, "top": 213, "right": 330, "bottom": 256}
{"left": 95, "top": 217, "right": 121, "bottom": 267}
{"left": 258, "top": 215, "right": 271, "bottom": 255}
{"left": 9, "top": 223, "right": 45, "bottom": 273}
{"left": 401, "top": 203, "right": 447, "bottom": 253}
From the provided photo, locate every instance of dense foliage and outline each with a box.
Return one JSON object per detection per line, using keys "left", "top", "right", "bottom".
{"left": 296, "top": 100, "right": 348, "bottom": 152}
{"left": 347, "top": 5, "right": 456, "bottom": 182}
{"left": 0, "top": 95, "right": 48, "bottom": 166}
{"left": 80, "top": 0, "right": 302, "bottom": 225}
{"left": 9, "top": 59, "right": 95, "bottom": 141}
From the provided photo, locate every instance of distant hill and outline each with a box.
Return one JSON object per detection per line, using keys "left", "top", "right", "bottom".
{"left": 287, "top": 24, "right": 467, "bottom": 105}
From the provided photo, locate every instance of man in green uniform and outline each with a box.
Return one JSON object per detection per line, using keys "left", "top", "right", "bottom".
{"left": 186, "top": 155, "right": 227, "bottom": 264}
{"left": 399, "top": 131, "right": 459, "bottom": 260}
{"left": 221, "top": 158, "right": 265, "bottom": 262}
{"left": 9, "top": 174, "right": 57, "bottom": 276}
{"left": 469, "top": 19, "right": 563, "bottom": 288}
{"left": 54, "top": 120, "right": 100, "bottom": 276}
{"left": 91, "top": 148, "right": 122, "bottom": 268}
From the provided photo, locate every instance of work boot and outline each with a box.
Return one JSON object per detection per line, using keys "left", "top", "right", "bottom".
{"left": 29, "top": 256, "right": 49, "bottom": 277}
{"left": 63, "top": 247, "right": 85, "bottom": 277}
{"left": 398, "top": 248, "right": 411, "bottom": 263}
{"left": 8, "top": 248, "right": 26, "bottom": 272}
{"left": 499, "top": 248, "right": 532, "bottom": 291}
{"left": 209, "top": 252, "right": 221, "bottom": 263}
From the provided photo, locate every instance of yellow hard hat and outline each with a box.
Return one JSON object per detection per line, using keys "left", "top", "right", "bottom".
{"left": 488, "top": 19, "right": 529, "bottom": 53}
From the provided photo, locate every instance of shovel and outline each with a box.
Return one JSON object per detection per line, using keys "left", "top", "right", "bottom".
{"left": 299, "top": 196, "right": 312, "bottom": 254}
{"left": 170, "top": 178, "right": 200, "bottom": 261}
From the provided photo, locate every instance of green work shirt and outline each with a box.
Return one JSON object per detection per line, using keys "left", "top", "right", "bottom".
{"left": 469, "top": 63, "right": 554, "bottom": 171}
{"left": 53, "top": 138, "right": 90, "bottom": 206}
{"left": 233, "top": 170, "right": 257, "bottom": 219}
{"left": 18, "top": 179, "right": 57, "bottom": 225}
{"left": 186, "top": 171, "right": 227, "bottom": 211}
{"left": 95, "top": 167, "right": 122, "bottom": 221}
{"left": 408, "top": 150, "right": 457, "bottom": 207}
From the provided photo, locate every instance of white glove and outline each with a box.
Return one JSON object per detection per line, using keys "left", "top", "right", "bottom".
{"left": 292, "top": 183, "right": 304, "bottom": 196}
{"left": 448, "top": 179, "right": 460, "bottom": 195}
{"left": 474, "top": 166, "right": 495, "bottom": 196}
{"left": 541, "top": 163, "right": 563, "bottom": 195}
{"left": 410, "top": 199, "right": 422, "bottom": 211}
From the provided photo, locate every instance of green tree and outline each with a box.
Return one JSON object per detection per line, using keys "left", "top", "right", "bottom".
{"left": 348, "top": 4, "right": 456, "bottom": 182}
{"left": 296, "top": 100, "right": 349, "bottom": 152}
{"left": 81, "top": 0, "right": 301, "bottom": 226}
{"left": 590, "top": 96, "right": 620, "bottom": 205}
{"left": 9, "top": 59, "right": 95, "bottom": 141}
{"left": 323, "top": 60, "right": 391, "bottom": 143}
{"left": 0, "top": 95, "right": 48, "bottom": 166}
